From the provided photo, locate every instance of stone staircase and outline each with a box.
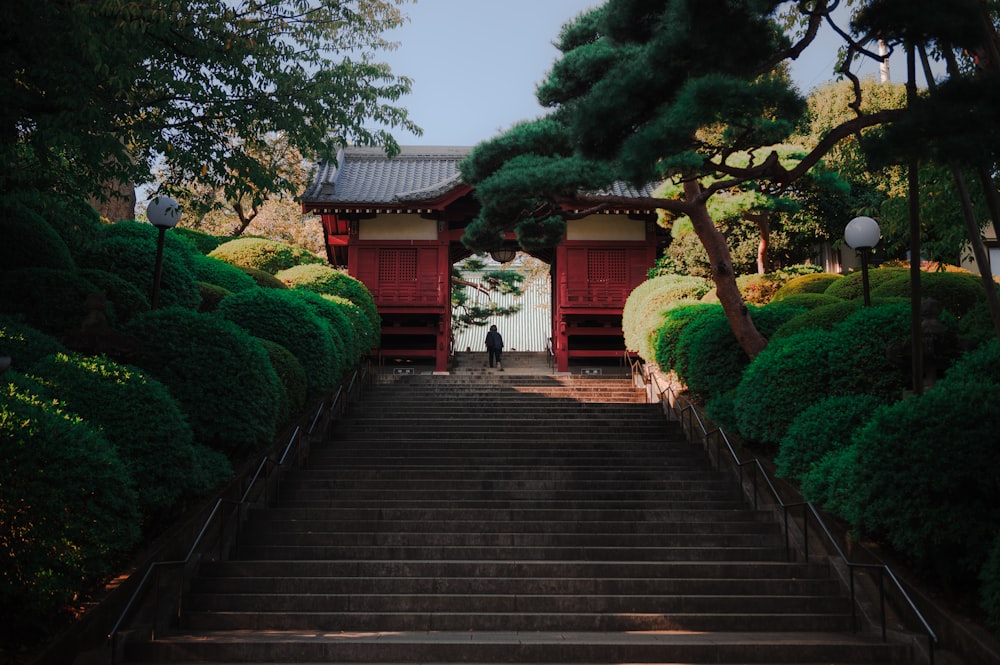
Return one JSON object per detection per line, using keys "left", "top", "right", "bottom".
{"left": 122, "top": 369, "right": 909, "bottom": 664}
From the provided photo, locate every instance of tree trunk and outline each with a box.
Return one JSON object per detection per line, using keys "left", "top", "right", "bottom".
{"left": 684, "top": 180, "right": 769, "bottom": 359}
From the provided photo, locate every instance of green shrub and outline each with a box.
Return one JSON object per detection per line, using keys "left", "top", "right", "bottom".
{"left": 870, "top": 271, "right": 987, "bottom": 317}
{"left": 29, "top": 353, "right": 232, "bottom": 521}
{"left": 216, "top": 289, "right": 339, "bottom": 394}
{"left": 733, "top": 328, "right": 843, "bottom": 446}
{"left": 767, "top": 292, "right": 842, "bottom": 311}
{"left": 80, "top": 235, "right": 201, "bottom": 311}
{"left": 735, "top": 273, "right": 784, "bottom": 305}
{"left": 79, "top": 268, "right": 151, "bottom": 324}
{"left": 623, "top": 275, "right": 713, "bottom": 361}
{"left": 776, "top": 394, "right": 884, "bottom": 481}
{"left": 256, "top": 337, "right": 308, "bottom": 427}
{"left": 772, "top": 273, "right": 843, "bottom": 300}
{"left": 958, "top": 299, "right": 1000, "bottom": 348}
{"left": 99, "top": 221, "right": 201, "bottom": 270}
{"left": 0, "top": 314, "right": 66, "bottom": 371}
{"left": 285, "top": 289, "right": 352, "bottom": 379}
{"left": 653, "top": 302, "right": 716, "bottom": 373}
{"left": 824, "top": 266, "right": 907, "bottom": 300}
{"left": 850, "top": 377, "right": 1000, "bottom": 583}
{"left": 210, "top": 237, "right": 322, "bottom": 274}
{"left": 771, "top": 299, "right": 864, "bottom": 340}
{"left": 196, "top": 282, "right": 231, "bottom": 312}
{"left": 276, "top": 264, "right": 380, "bottom": 345}
{"left": 123, "top": 307, "right": 281, "bottom": 454}
{"left": 7, "top": 193, "right": 104, "bottom": 264}
{"left": 174, "top": 227, "right": 222, "bottom": 254}
{"left": 192, "top": 254, "right": 258, "bottom": 294}
{"left": 0, "top": 196, "right": 76, "bottom": 273}
{"left": 325, "top": 294, "right": 375, "bottom": 358}
{"left": 239, "top": 265, "right": 289, "bottom": 289}
{"left": 678, "top": 303, "right": 804, "bottom": 403}
{"left": 0, "top": 268, "right": 99, "bottom": 334}
{"left": 799, "top": 442, "right": 863, "bottom": 525}
{"left": 1, "top": 373, "right": 141, "bottom": 640}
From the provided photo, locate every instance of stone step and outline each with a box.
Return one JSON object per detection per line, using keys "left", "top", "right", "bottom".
{"left": 125, "top": 630, "right": 905, "bottom": 663}
{"left": 181, "top": 610, "right": 856, "bottom": 633}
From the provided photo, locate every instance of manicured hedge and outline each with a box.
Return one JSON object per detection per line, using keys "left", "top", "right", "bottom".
{"left": 0, "top": 197, "right": 76, "bottom": 273}
{"left": 79, "top": 268, "right": 151, "bottom": 324}
{"left": 29, "top": 353, "right": 232, "bottom": 521}
{"left": 80, "top": 235, "right": 201, "bottom": 311}
{"left": 216, "top": 289, "right": 339, "bottom": 395}
{"left": 0, "top": 314, "right": 66, "bottom": 371}
{"left": 622, "top": 275, "right": 713, "bottom": 362}
{"left": 653, "top": 302, "right": 716, "bottom": 373}
{"left": 256, "top": 337, "right": 308, "bottom": 428}
{"left": 123, "top": 307, "right": 281, "bottom": 454}
{"left": 870, "top": 270, "right": 988, "bottom": 317}
{"left": 239, "top": 265, "right": 289, "bottom": 289}
{"left": 276, "top": 264, "right": 380, "bottom": 346}
{"left": 173, "top": 227, "right": 223, "bottom": 255}
{"left": 0, "top": 268, "right": 100, "bottom": 334}
{"left": 771, "top": 273, "right": 843, "bottom": 300}
{"left": 771, "top": 299, "right": 864, "bottom": 340}
{"left": 1, "top": 373, "right": 141, "bottom": 639}
{"left": 823, "top": 266, "right": 907, "bottom": 300}
{"left": 192, "top": 254, "right": 258, "bottom": 294}
{"left": 210, "top": 237, "right": 323, "bottom": 274}
{"left": 734, "top": 302, "right": 912, "bottom": 447}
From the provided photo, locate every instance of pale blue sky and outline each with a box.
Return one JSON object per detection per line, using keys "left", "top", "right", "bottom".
{"left": 376, "top": 1, "right": 907, "bottom": 147}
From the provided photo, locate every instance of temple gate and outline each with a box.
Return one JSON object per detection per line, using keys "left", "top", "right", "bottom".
{"left": 301, "top": 146, "right": 664, "bottom": 373}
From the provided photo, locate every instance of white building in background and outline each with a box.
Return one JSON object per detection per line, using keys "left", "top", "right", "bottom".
{"left": 453, "top": 267, "right": 552, "bottom": 353}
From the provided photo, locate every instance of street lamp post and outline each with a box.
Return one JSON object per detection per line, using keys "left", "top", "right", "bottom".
{"left": 844, "top": 216, "right": 881, "bottom": 306}
{"left": 146, "top": 196, "right": 182, "bottom": 310}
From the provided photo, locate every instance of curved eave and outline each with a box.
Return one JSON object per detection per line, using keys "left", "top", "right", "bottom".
{"left": 303, "top": 183, "right": 474, "bottom": 216}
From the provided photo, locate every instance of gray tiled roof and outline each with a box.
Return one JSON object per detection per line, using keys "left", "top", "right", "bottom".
{"left": 302, "top": 146, "right": 473, "bottom": 205}
{"left": 301, "top": 145, "right": 661, "bottom": 207}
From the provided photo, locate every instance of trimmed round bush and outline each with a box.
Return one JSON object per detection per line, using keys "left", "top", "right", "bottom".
{"left": 9, "top": 193, "right": 104, "bottom": 264}
{"left": 824, "top": 266, "right": 907, "bottom": 300}
{"left": 0, "top": 314, "right": 66, "bottom": 371}
{"left": 0, "top": 268, "right": 99, "bottom": 334}
{"left": 100, "top": 221, "right": 201, "bottom": 271}
{"left": 173, "top": 227, "right": 222, "bottom": 254}
{"left": 276, "top": 264, "right": 380, "bottom": 346}
{"left": 256, "top": 337, "right": 307, "bottom": 427}
{"left": 79, "top": 268, "right": 151, "bottom": 324}
{"left": 735, "top": 302, "right": 912, "bottom": 446}
{"left": 80, "top": 235, "right": 201, "bottom": 311}
{"left": 678, "top": 303, "right": 805, "bottom": 403}
{"left": 239, "top": 266, "right": 289, "bottom": 289}
{"left": 767, "top": 292, "right": 842, "bottom": 311}
{"left": 623, "top": 275, "right": 713, "bottom": 361}
{"left": 776, "top": 393, "right": 885, "bottom": 482}
{"left": 735, "top": 273, "right": 785, "bottom": 305}
{"left": 772, "top": 273, "right": 843, "bottom": 300}
{"left": 196, "top": 282, "right": 231, "bottom": 313}
{"left": 1, "top": 373, "right": 141, "bottom": 638}
{"left": 870, "top": 271, "right": 987, "bottom": 317}
{"left": 285, "top": 289, "right": 352, "bottom": 379}
{"left": 123, "top": 307, "right": 281, "bottom": 454}
{"left": 216, "top": 289, "right": 339, "bottom": 394}
{"left": 771, "top": 299, "right": 864, "bottom": 340}
{"left": 29, "top": 353, "right": 232, "bottom": 520}
{"left": 210, "top": 237, "right": 323, "bottom": 275}
{"left": 192, "top": 254, "right": 258, "bottom": 294}
{"left": 958, "top": 299, "right": 1000, "bottom": 348}
{"left": 850, "top": 375, "right": 1000, "bottom": 582}
{"left": 653, "top": 302, "right": 716, "bottom": 373}
{"left": 0, "top": 196, "right": 76, "bottom": 273}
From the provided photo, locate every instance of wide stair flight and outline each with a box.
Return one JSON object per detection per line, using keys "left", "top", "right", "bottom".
{"left": 123, "top": 366, "right": 908, "bottom": 664}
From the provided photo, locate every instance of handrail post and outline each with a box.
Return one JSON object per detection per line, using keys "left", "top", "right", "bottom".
{"left": 879, "top": 568, "right": 887, "bottom": 641}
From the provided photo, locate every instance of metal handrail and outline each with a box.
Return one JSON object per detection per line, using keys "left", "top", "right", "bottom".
{"left": 107, "top": 365, "right": 368, "bottom": 664}
{"left": 627, "top": 356, "right": 938, "bottom": 664}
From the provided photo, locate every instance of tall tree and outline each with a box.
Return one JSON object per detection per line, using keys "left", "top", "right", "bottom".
{"left": 0, "top": 0, "right": 420, "bottom": 205}
{"left": 459, "top": 0, "right": 997, "bottom": 359}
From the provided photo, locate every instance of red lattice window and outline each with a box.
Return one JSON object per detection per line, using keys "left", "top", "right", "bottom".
{"left": 588, "top": 249, "right": 627, "bottom": 283}
{"left": 378, "top": 248, "right": 418, "bottom": 283}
